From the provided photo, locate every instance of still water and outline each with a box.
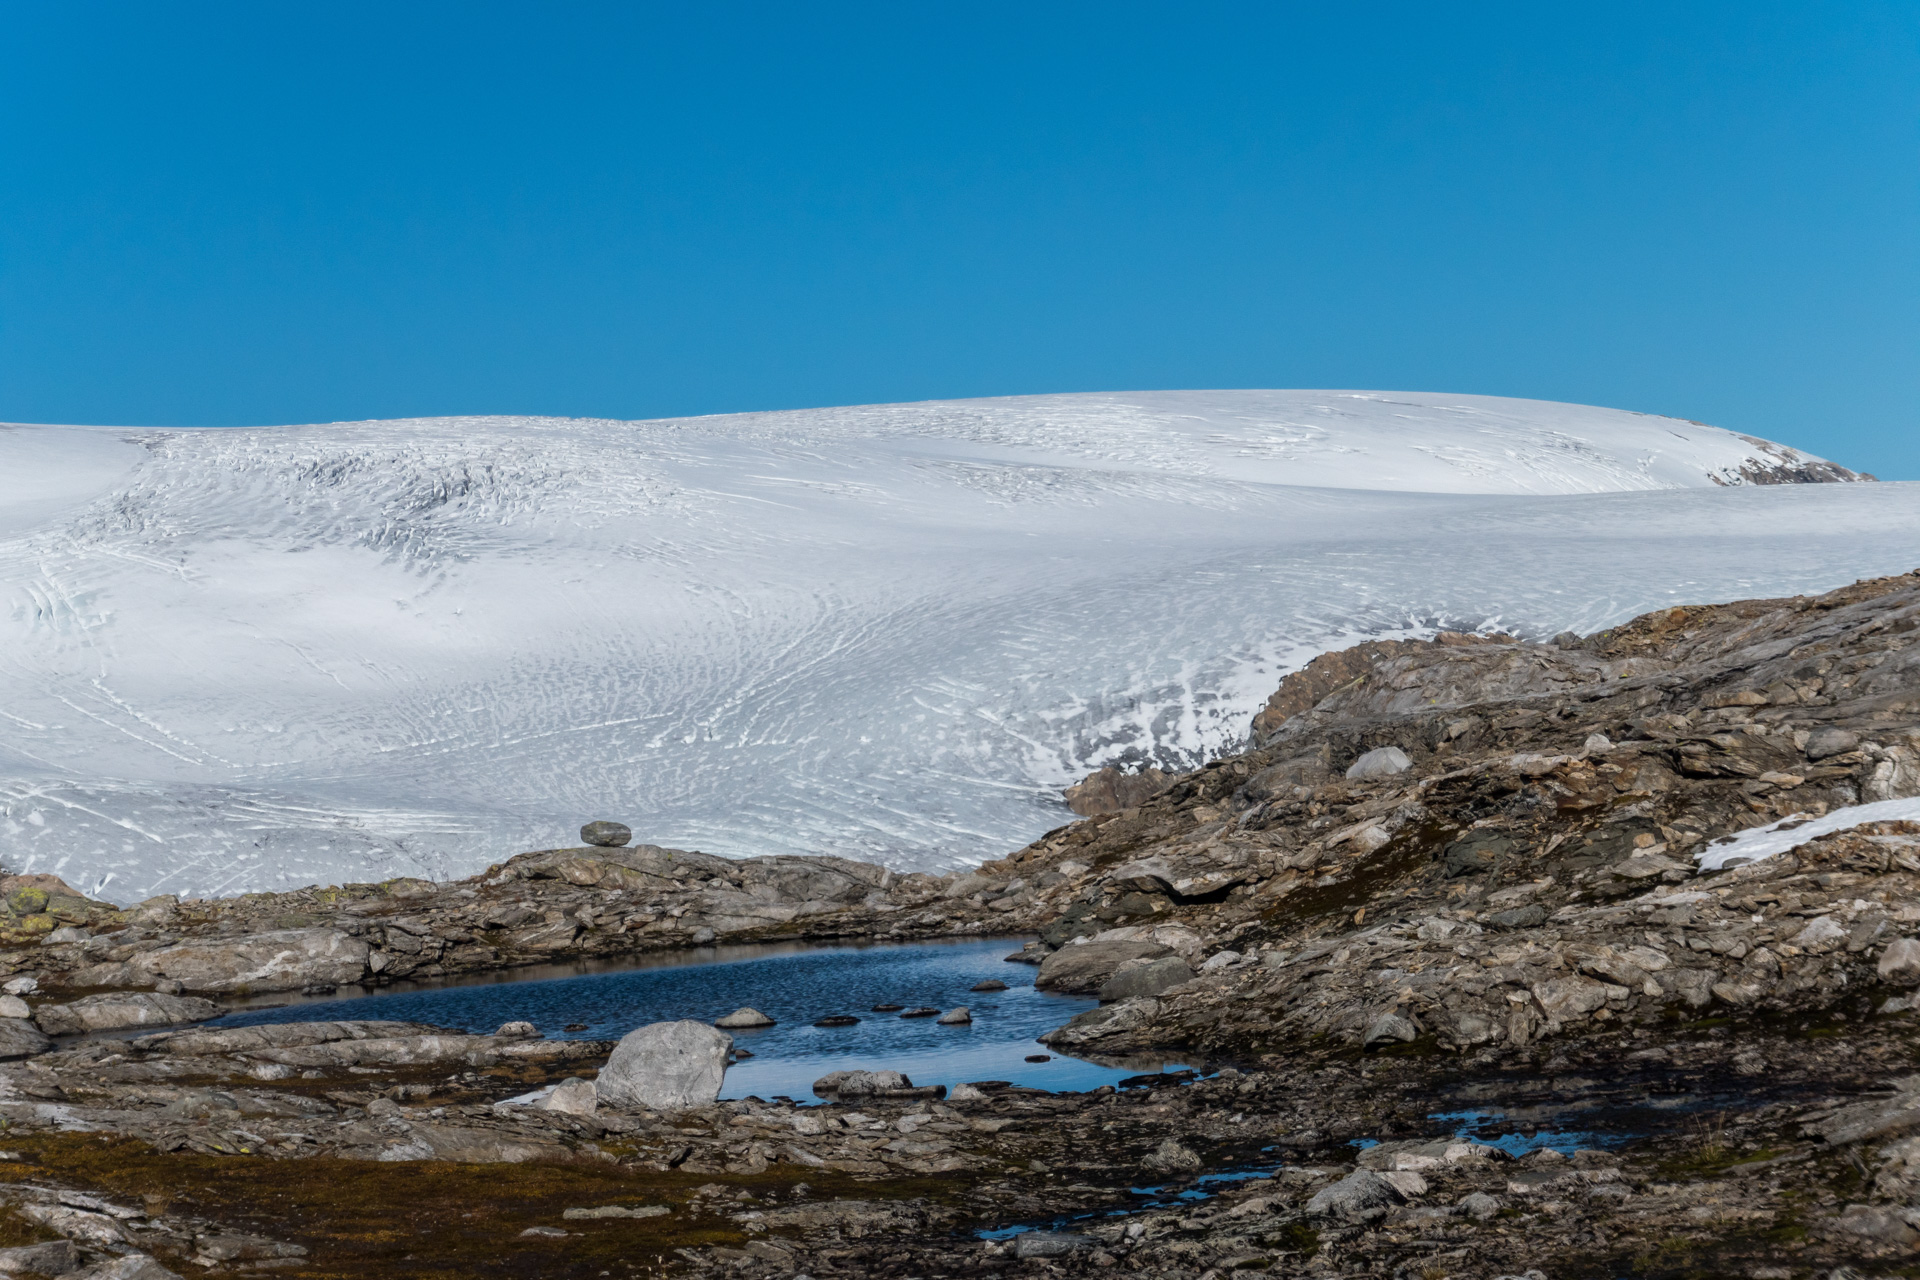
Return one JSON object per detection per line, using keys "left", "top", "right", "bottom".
{"left": 207, "top": 937, "right": 1200, "bottom": 1098}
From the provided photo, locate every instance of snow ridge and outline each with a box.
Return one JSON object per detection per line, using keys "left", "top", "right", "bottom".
{"left": 0, "top": 390, "right": 1903, "bottom": 901}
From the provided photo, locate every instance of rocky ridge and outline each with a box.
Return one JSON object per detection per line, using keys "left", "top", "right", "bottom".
{"left": 5, "top": 571, "right": 1920, "bottom": 1276}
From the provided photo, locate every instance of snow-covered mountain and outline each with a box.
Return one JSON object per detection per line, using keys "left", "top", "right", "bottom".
{"left": 0, "top": 389, "right": 1907, "bottom": 902}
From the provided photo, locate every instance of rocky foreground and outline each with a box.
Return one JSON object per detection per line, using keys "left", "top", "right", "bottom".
{"left": 3, "top": 571, "right": 1920, "bottom": 1277}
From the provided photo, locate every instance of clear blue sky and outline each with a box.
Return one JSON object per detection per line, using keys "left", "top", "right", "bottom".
{"left": 2, "top": 3, "right": 1914, "bottom": 475}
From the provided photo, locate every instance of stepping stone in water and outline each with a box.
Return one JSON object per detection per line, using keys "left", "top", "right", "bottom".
{"left": 970, "top": 979, "right": 1008, "bottom": 991}
{"left": 814, "top": 1016, "right": 860, "bottom": 1027}
{"left": 871, "top": 1003, "right": 904, "bottom": 1012}
{"left": 899, "top": 1007, "right": 940, "bottom": 1018}
{"left": 1025, "top": 1054, "right": 1051, "bottom": 1063}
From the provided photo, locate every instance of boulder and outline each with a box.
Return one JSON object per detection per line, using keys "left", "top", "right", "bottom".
{"left": 1305, "top": 1168, "right": 1404, "bottom": 1221}
{"left": 936, "top": 1007, "right": 971, "bottom": 1024}
{"left": 1880, "top": 937, "right": 1920, "bottom": 987}
{"left": 715, "top": 1007, "right": 775, "bottom": 1029}
{"left": 1097, "top": 956, "right": 1195, "bottom": 1002}
{"left": 595, "top": 1020, "right": 732, "bottom": 1111}
{"left": 1013, "top": 1231, "right": 1091, "bottom": 1258}
{"left": 1035, "top": 940, "right": 1173, "bottom": 993}
{"left": 1346, "top": 746, "right": 1413, "bottom": 780}
{"left": 33, "top": 992, "right": 222, "bottom": 1037}
{"left": 1142, "top": 1138, "right": 1201, "bottom": 1173}
{"left": 0, "top": 1240, "right": 80, "bottom": 1274}
{"left": 539, "top": 1077, "right": 599, "bottom": 1116}
{"left": 0, "top": 1018, "right": 52, "bottom": 1060}
{"left": 129, "top": 929, "right": 370, "bottom": 994}
{"left": 1806, "top": 727, "right": 1861, "bottom": 759}
{"left": 579, "top": 821, "right": 633, "bottom": 847}
{"left": 813, "top": 1069, "right": 911, "bottom": 1098}
{"left": 1063, "top": 766, "right": 1170, "bottom": 816}
{"left": 0, "top": 995, "right": 28, "bottom": 1020}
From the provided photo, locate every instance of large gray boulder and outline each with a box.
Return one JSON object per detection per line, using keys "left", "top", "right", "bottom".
{"left": 1035, "top": 940, "right": 1172, "bottom": 993}
{"left": 595, "top": 1020, "right": 732, "bottom": 1111}
{"left": 33, "top": 992, "right": 222, "bottom": 1037}
{"left": 1346, "top": 746, "right": 1413, "bottom": 780}
{"left": 579, "top": 821, "right": 632, "bottom": 847}
{"left": 129, "top": 929, "right": 370, "bottom": 995}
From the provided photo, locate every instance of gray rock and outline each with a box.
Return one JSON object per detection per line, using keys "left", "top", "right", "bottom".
{"left": 970, "top": 978, "right": 1008, "bottom": 991}
{"left": 1487, "top": 905, "right": 1548, "bottom": 930}
{"left": 1013, "top": 1231, "right": 1091, "bottom": 1258}
{"left": 936, "top": 1007, "right": 971, "bottom": 1024}
{"left": 1305, "top": 1168, "right": 1403, "bottom": 1221}
{"left": 1035, "top": 940, "right": 1173, "bottom": 993}
{"left": 0, "top": 1018, "right": 52, "bottom": 1060}
{"left": 129, "top": 929, "right": 370, "bottom": 995}
{"left": 579, "top": 821, "right": 633, "bottom": 847}
{"left": 1142, "top": 1138, "right": 1202, "bottom": 1173}
{"left": 495, "top": 1021, "right": 539, "bottom": 1038}
{"left": 1363, "top": 1012, "right": 1419, "bottom": 1045}
{"left": 1880, "top": 937, "right": 1920, "bottom": 986}
{"left": 714, "top": 1007, "right": 775, "bottom": 1028}
{"left": 1459, "top": 1190, "right": 1501, "bottom": 1220}
{"left": 1806, "top": 727, "right": 1860, "bottom": 759}
{"left": 192, "top": 1235, "right": 307, "bottom": 1262}
{"left": 0, "top": 1239, "right": 80, "bottom": 1274}
{"left": 1098, "top": 955, "right": 1195, "bottom": 1002}
{"left": 1835, "top": 1203, "right": 1918, "bottom": 1245}
{"left": 540, "top": 1077, "right": 598, "bottom": 1116}
{"left": 563, "top": 1204, "right": 669, "bottom": 1220}
{"left": 0, "top": 996, "right": 28, "bottom": 1021}
{"left": 33, "top": 992, "right": 222, "bottom": 1037}
{"left": 595, "top": 1020, "right": 732, "bottom": 1111}
{"left": 813, "top": 1069, "right": 912, "bottom": 1098}
{"left": 1443, "top": 833, "right": 1513, "bottom": 878}
{"left": 1346, "top": 746, "right": 1412, "bottom": 780}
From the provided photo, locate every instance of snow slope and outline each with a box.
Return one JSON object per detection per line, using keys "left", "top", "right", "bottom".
{"left": 0, "top": 389, "right": 1909, "bottom": 902}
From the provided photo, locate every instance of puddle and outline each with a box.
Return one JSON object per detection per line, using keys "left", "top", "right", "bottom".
{"left": 201, "top": 936, "right": 1203, "bottom": 1098}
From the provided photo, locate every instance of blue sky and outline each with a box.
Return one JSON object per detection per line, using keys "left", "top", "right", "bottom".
{"left": 2, "top": 3, "right": 1914, "bottom": 476}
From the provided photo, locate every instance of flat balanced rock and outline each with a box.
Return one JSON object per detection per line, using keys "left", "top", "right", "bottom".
{"left": 579, "top": 821, "right": 632, "bottom": 848}
{"left": 714, "top": 1007, "right": 775, "bottom": 1029}
{"left": 595, "top": 1020, "right": 732, "bottom": 1111}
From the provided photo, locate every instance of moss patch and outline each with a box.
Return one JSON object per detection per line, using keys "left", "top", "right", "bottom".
{"left": 0, "top": 1133, "right": 965, "bottom": 1278}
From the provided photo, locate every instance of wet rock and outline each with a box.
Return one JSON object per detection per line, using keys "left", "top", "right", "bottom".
{"left": 936, "top": 1007, "right": 971, "bottom": 1024}
{"left": 539, "top": 1077, "right": 598, "bottom": 1116}
{"left": 813, "top": 1070, "right": 911, "bottom": 1098}
{"left": 33, "top": 993, "right": 221, "bottom": 1037}
{"left": 715, "top": 1007, "right": 775, "bottom": 1028}
{"left": 128, "top": 929, "right": 370, "bottom": 995}
{"left": 1035, "top": 940, "right": 1173, "bottom": 994}
{"left": 596, "top": 1020, "right": 732, "bottom": 1111}
{"left": 495, "top": 1021, "right": 539, "bottom": 1038}
{"left": 579, "top": 821, "right": 633, "bottom": 848}
{"left": 1305, "top": 1168, "right": 1403, "bottom": 1222}
{"left": 1346, "top": 746, "right": 1413, "bottom": 779}
{"left": 1487, "top": 905, "right": 1548, "bottom": 930}
{"left": 970, "top": 979, "right": 1007, "bottom": 992}
{"left": 899, "top": 1007, "right": 940, "bottom": 1019}
{"left": 1013, "top": 1231, "right": 1091, "bottom": 1258}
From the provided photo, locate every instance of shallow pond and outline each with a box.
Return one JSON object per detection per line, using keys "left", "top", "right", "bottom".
{"left": 208, "top": 937, "right": 1200, "bottom": 1098}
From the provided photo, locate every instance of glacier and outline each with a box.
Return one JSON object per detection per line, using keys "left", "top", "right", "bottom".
{"left": 0, "top": 388, "right": 1914, "bottom": 903}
